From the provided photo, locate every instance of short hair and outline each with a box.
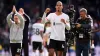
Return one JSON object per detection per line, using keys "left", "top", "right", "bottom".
{"left": 56, "top": 1, "right": 63, "bottom": 6}
{"left": 79, "top": 8, "right": 87, "bottom": 14}
{"left": 45, "top": 21, "right": 51, "bottom": 27}
{"left": 35, "top": 17, "right": 42, "bottom": 22}
{"left": 45, "top": 21, "right": 51, "bottom": 25}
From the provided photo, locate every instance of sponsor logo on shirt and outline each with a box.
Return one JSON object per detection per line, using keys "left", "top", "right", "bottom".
{"left": 55, "top": 23, "right": 62, "bottom": 25}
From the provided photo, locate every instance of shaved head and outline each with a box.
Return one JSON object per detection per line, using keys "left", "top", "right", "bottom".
{"left": 56, "top": 1, "right": 63, "bottom": 6}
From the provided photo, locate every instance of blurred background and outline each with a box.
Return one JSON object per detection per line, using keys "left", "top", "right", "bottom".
{"left": 0, "top": 0, "right": 100, "bottom": 56}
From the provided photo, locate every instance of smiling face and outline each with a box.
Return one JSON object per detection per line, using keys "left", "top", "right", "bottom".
{"left": 55, "top": 1, "right": 63, "bottom": 12}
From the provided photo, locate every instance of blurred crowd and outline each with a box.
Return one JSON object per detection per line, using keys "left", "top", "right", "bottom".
{"left": 0, "top": 0, "right": 100, "bottom": 55}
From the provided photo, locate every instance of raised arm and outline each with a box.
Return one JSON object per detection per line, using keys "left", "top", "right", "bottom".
{"left": 41, "top": 12, "right": 47, "bottom": 24}
{"left": 6, "top": 5, "right": 17, "bottom": 27}
{"left": 6, "top": 12, "right": 14, "bottom": 27}
{"left": 41, "top": 8, "right": 50, "bottom": 24}
{"left": 19, "top": 8, "right": 30, "bottom": 24}
{"left": 13, "top": 6, "right": 25, "bottom": 29}
{"left": 23, "top": 13, "right": 30, "bottom": 23}
{"left": 15, "top": 11, "right": 25, "bottom": 29}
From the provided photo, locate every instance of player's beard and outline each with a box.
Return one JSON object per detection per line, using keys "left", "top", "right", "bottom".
{"left": 58, "top": 10, "right": 59, "bottom": 12}
{"left": 57, "top": 10, "right": 61, "bottom": 12}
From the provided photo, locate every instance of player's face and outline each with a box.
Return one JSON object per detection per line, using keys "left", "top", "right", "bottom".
{"left": 14, "top": 15, "right": 19, "bottom": 24}
{"left": 80, "top": 11, "right": 86, "bottom": 19}
{"left": 55, "top": 2, "right": 63, "bottom": 12}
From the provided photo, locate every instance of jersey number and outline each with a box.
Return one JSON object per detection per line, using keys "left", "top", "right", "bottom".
{"left": 33, "top": 28, "right": 40, "bottom": 35}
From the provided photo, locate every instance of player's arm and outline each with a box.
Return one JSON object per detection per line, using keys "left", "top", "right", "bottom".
{"left": 65, "top": 20, "right": 70, "bottom": 30}
{"left": 6, "top": 12, "right": 14, "bottom": 27}
{"left": 23, "top": 13, "right": 30, "bottom": 23}
{"left": 6, "top": 6, "right": 15, "bottom": 27}
{"left": 76, "top": 15, "right": 93, "bottom": 29}
{"left": 41, "top": 12, "right": 47, "bottom": 24}
{"left": 82, "top": 16, "right": 93, "bottom": 29}
{"left": 19, "top": 8, "right": 30, "bottom": 23}
{"left": 14, "top": 7, "right": 25, "bottom": 29}
{"left": 61, "top": 15, "right": 71, "bottom": 30}
{"left": 43, "top": 33, "right": 49, "bottom": 46}
{"left": 40, "top": 31, "right": 44, "bottom": 39}
{"left": 43, "top": 28, "right": 50, "bottom": 46}
{"left": 43, "top": 33, "right": 50, "bottom": 42}
{"left": 43, "top": 27, "right": 50, "bottom": 42}
{"left": 41, "top": 8, "right": 50, "bottom": 24}
{"left": 40, "top": 24, "right": 45, "bottom": 39}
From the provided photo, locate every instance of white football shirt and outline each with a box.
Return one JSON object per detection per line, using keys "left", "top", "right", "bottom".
{"left": 46, "top": 13, "right": 70, "bottom": 41}
{"left": 31, "top": 23, "right": 44, "bottom": 42}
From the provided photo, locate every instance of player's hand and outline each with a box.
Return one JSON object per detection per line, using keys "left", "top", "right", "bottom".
{"left": 76, "top": 24, "right": 81, "bottom": 28}
{"left": 61, "top": 19, "right": 66, "bottom": 24}
{"left": 43, "top": 37, "right": 47, "bottom": 46}
{"left": 43, "top": 40, "right": 46, "bottom": 46}
{"left": 12, "top": 5, "right": 16, "bottom": 13}
{"left": 92, "top": 40, "right": 94, "bottom": 44}
{"left": 19, "top": 8, "right": 25, "bottom": 15}
{"left": 45, "top": 8, "right": 50, "bottom": 13}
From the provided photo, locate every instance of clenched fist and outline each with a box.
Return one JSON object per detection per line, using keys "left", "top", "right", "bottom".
{"left": 45, "top": 8, "right": 50, "bottom": 13}
{"left": 61, "top": 19, "right": 67, "bottom": 24}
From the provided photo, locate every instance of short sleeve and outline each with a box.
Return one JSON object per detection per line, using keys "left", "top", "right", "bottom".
{"left": 46, "top": 13, "right": 52, "bottom": 20}
{"left": 65, "top": 14, "right": 70, "bottom": 22}
{"left": 40, "top": 24, "right": 44, "bottom": 31}
{"left": 64, "top": 14, "right": 70, "bottom": 30}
